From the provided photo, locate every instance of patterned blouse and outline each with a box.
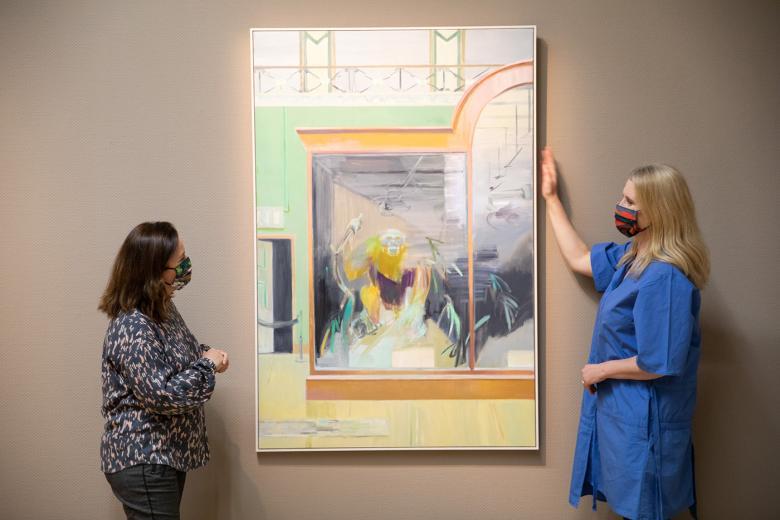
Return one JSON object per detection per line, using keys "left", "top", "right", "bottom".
{"left": 100, "top": 303, "right": 216, "bottom": 473}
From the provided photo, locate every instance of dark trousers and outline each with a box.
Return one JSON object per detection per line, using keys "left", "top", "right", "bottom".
{"left": 105, "top": 464, "right": 186, "bottom": 520}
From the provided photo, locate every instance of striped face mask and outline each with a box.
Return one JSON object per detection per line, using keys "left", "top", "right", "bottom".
{"left": 614, "top": 204, "right": 646, "bottom": 237}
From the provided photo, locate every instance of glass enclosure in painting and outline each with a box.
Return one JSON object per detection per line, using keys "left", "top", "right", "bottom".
{"left": 311, "top": 153, "right": 469, "bottom": 370}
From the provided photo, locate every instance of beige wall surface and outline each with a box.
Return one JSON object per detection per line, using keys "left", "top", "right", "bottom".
{"left": 1, "top": 1, "right": 778, "bottom": 519}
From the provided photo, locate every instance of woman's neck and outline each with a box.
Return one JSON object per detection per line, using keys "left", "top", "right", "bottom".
{"left": 634, "top": 233, "right": 649, "bottom": 255}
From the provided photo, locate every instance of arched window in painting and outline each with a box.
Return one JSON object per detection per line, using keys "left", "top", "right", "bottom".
{"left": 300, "top": 61, "right": 536, "bottom": 380}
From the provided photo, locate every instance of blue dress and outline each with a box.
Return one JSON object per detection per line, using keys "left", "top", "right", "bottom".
{"left": 569, "top": 242, "right": 701, "bottom": 520}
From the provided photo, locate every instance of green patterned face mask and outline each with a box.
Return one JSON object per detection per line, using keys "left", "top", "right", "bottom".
{"left": 165, "top": 256, "right": 192, "bottom": 290}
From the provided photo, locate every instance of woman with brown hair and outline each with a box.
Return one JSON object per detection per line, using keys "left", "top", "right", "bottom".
{"left": 98, "top": 221, "right": 228, "bottom": 519}
{"left": 541, "top": 147, "right": 708, "bottom": 520}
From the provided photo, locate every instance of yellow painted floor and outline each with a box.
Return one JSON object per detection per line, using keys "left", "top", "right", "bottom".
{"left": 258, "top": 354, "right": 536, "bottom": 450}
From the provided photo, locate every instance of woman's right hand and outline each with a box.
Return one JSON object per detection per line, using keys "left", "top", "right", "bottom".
{"left": 540, "top": 146, "right": 559, "bottom": 201}
{"left": 203, "top": 349, "right": 229, "bottom": 373}
{"left": 538, "top": 146, "right": 593, "bottom": 276}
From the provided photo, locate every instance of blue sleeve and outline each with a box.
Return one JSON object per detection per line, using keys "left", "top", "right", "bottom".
{"left": 590, "top": 241, "right": 630, "bottom": 292}
{"left": 633, "top": 272, "right": 697, "bottom": 376}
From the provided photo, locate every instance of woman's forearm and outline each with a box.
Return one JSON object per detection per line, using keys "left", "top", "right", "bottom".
{"left": 546, "top": 196, "right": 592, "bottom": 276}
{"left": 582, "top": 357, "right": 662, "bottom": 390}
{"left": 601, "top": 356, "right": 662, "bottom": 381}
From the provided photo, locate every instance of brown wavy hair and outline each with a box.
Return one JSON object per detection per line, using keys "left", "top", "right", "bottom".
{"left": 98, "top": 222, "right": 179, "bottom": 322}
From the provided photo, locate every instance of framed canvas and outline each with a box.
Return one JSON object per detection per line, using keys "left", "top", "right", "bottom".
{"left": 252, "top": 26, "right": 537, "bottom": 451}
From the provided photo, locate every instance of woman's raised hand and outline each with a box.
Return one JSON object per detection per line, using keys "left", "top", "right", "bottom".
{"left": 540, "top": 146, "right": 559, "bottom": 201}
{"left": 538, "top": 146, "right": 592, "bottom": 276}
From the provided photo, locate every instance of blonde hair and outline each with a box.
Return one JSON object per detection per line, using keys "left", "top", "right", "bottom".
{"left": 619, "top": 164, "right": 710, "bottom": 288}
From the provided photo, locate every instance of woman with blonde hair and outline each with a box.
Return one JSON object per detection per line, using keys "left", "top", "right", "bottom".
{"left": 541, "top": 147, "right": 708, "bottom": 520}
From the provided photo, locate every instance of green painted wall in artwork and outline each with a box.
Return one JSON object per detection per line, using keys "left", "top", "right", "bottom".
{"left": 255, "top": 105, "right": 454, "bottom": 342}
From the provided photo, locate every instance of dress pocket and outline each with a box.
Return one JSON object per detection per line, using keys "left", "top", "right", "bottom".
{"left": 597, "top": 414, "right": 649, "bottom": 514}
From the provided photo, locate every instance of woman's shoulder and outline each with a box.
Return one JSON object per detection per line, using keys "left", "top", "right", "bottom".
{"left": 592, "top": 240, "right": 632, "bottom": 266}
{"left": 108, "top": 308, "right": 156, "bottom": 333}
{"left": 104, "top": 309, "right": 166, "bottom": 355}
{"left": 107, "top": 304, "right": 183, "bottom": 339}
{"left": 640, "top": 260, "right": 697, "bottom": 290}
{"left": 594, "top": 240, "right": 631, "bottom": 254}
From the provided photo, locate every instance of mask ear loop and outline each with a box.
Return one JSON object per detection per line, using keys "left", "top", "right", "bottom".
{"left": 163, "top": 262, "right": 185, "bottom": 278}
{"left": 163, "top": 266, "right": 175, "bottom": 276}
{"left": 162, "top": 266, "right": 177, "bottom": 287}
{"left": 634, "top": 210, "right": 649, "bottom": 234}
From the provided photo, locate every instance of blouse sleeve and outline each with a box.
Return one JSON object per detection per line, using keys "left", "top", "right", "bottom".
{"left": 116, "top": 319, "right": 216, "bottom": 415}
{"left": 633, "top": 271, "right": 697, "bottom": 376}
{"left": 590, "top": 241, "right": 630, "bottom": 293}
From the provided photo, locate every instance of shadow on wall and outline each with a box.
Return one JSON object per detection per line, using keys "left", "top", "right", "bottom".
{"left": 183, "top": 411, "right": 266, "bottom": 520}
{"left": 693, "top": 280, "right": 770, "bottom": 519}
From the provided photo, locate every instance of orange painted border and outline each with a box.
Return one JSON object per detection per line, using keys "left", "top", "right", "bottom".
{"left": 306, "top": 377, "right": 535, "bottom": 400}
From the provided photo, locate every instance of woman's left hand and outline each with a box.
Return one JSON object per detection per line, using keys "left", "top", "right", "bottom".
{"left": 209, "top": 349, "right": 230, "bottom": 373}
{"left": 581, "top": 363, "right": 607, "bottom": 393}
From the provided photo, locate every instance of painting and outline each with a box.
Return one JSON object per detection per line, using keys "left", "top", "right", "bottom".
{"left": 253, "top": 27, "right": 537, "bottom": 450}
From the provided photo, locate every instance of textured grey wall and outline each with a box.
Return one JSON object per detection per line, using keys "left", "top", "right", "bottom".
{"left": 1, "top": 1, "right": 777, "bottom": 519}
